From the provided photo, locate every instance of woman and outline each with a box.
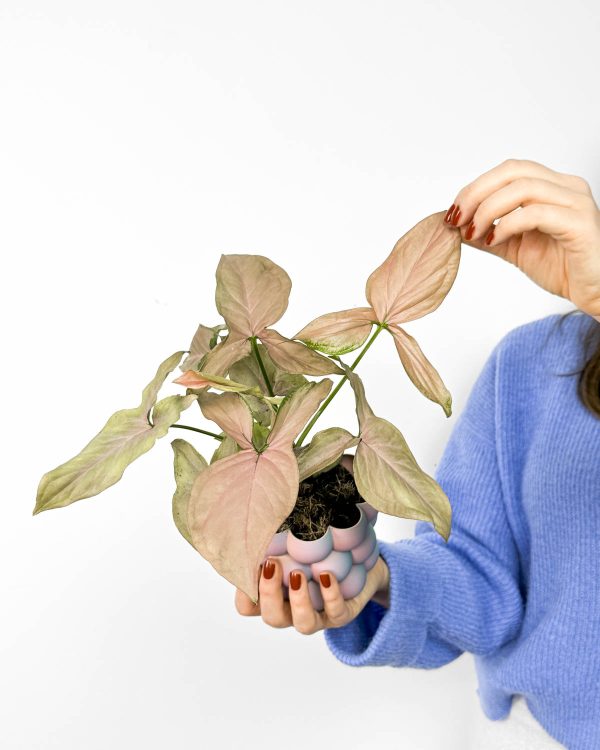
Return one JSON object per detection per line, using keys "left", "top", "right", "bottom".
{"left": 235, "top": 159, "right": 600, "bottom": 749}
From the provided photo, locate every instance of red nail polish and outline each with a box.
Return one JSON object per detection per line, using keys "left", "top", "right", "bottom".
{"left": 445, "top": 204, "right": 455, "bottom": 222}
{"left": 465, "top": 222, "right": 475, "bottom": 240}
{"left": 451, "top": 207, "right": 461, "bottom": 226}
{"left": 320, "top": 572, "right": 331, "bottom": 588}
{"left": 290, "top": 571, "right": 301, "bottom": 590}
{"left": 263, "top": 559, "right": 275, "bottom": 579}
{"left": 485, "top": 228, "right": 495, "bottom": 245}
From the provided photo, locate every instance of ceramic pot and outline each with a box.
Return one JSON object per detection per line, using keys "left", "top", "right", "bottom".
{"left": 330, "top": 505, "right": 368, "bottom": 551}
{"left": 286, "top": 525, "right": 333, "bottom": 564}
{"left": 356, "top": 500, "right": 378, "bottom": 526}
{"left": 350, "top": 522, "right": 377, "bottom": 564}
{"left": 265, "top": 529, "right": 288, "bottom": 557}
{"left": 263, "top": 498, "right": 380, "bottom": 611}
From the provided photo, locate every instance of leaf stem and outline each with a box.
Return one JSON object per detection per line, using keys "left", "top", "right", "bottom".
{"left": 295, "top": 323, "right": 385, "bottom": 447}
{"left": 171, "top": 424, "right": 224, "bottom": 440}
{"left": 251, "top": 336, "right": 275, "bottom": 397}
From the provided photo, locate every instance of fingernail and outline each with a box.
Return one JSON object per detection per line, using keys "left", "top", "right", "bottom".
{"left": 290, "top": 571, "right": 301, "bottom": 590}
{"left": 445, "top": 204, "right": 455, "bottom": 222}
{"left": 319, "top": 572, "right": 331, "bottom": 588}
{"left": 451, "top": 206, "right": 461, "bottom": 225}
{"left": 465, "top": 221, "right": 475, "bottom": 240}
{"left": 263, "top": 559, "right": 275, "bottom": 579}
{"left": 485, "top": 228, "right": 495, "bottom": 245}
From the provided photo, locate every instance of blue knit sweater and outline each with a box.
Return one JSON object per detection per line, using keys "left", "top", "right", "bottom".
{"left": 324, "top": 312, "right": 600, "bottom": 749}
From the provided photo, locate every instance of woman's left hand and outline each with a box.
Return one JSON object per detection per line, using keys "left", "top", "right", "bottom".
{"left": 445, "top": 158, "right": 600, "bottom": 321}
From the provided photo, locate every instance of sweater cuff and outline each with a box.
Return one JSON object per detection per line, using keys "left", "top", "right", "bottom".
{"left": 323, "top": 537, "right": 444, "bottom": 667}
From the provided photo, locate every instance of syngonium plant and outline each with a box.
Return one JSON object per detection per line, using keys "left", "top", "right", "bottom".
{"left": 35, "top": 211, "right": 461, "bottom": 603}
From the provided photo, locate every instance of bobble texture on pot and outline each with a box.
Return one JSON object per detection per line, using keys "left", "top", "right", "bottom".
{"left": 264, "top": 497, "right": 380, "bottom": 610}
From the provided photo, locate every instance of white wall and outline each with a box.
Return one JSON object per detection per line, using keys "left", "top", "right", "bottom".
{"left": 1, "top": 2, "right": 596, "bottom": 748}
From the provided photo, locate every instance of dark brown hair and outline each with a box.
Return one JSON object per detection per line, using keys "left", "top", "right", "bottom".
{"left": 552, "top": 310, "right": 600, "bottom": 418}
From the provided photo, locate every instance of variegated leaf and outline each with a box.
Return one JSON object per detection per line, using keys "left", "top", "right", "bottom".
{"left": 388, "top": 324, "right": 452, "bottom": 417}
{"left": 171, "top": 438, "right": 208, "bottom": 545}
{"left": 239, "top": 393, "right": 276, "bottom": 428}
{"left": 211, "top": 434, "right": 240, "bottom": 463}
{"left": 188, "top": 445, "right": 299, "bottom": 603}
{"left": 215, "top": 254, "right": 292, "bottom": 336}
{"left": 344, "top": 366, "right": 452, "bottom": 540}
{"left": 198, "top": 335, "right": 252, "bottom": 377}
{"left": 228, "top": 343, "right": 308, "bottom": 396}
{"left": 268, "top": 379, "right": 333, "bottom": 447}
{"left": 293, "top": 307, "right": 375, "bottom": 355}
{"left": 365, "top": 211, "right": 461, "bottom": 325}
{"left": 172, "top": 370, "right": 261, "bottom": 395}
{"left": 196, "top": 391, "right": 254, "bottom": 449}
{"left": 259, "top": 328, "right": 344, "bottom": 376}
{"left": 180, "top": 323, "right": 226, "bottom": 372}
{"left": 295, "top": 427, "right": 359, "bottom": 482}
{"left": 34, "top": 352, "right": 197, "bottom": 514}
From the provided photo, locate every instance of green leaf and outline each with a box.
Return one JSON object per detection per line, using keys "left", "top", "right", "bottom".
{"left": 34, "top": 351, "right": 197, "bottom": 515}
{"left": 239, "top": 393, "right": 275, "bottom": 428}
{"left": 229, "top": 343, "right": 308, "bottom": 396}
{"left": 210, "top": 434, "right": 241, "bottom": 463}
{"left": 252, "top": 422, "right": 270, "bottom": 452}
{"left": 171, "top": 439, "right": 208, "bottom": 545}
{"left": 295, "top": 427, "right": 359, "bottom": 482}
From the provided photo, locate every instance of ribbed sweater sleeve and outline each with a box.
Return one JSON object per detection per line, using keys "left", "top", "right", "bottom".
{"left": 323, "top": 339, "right": 525, "bottom": 668}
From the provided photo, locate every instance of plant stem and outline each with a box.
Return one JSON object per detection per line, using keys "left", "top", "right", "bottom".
{"left": 295, "top": 323, "right": 385, "bottom": 447}
{"left": 171, "top": 424, "right": 224, "bottom": 440}
{"left": 251, "top": 336, "right": 275, "bottom": 397}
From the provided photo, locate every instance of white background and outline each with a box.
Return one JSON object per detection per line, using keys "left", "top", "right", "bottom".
{"left": 1, "top": 2, "right": 598, "bottom": 748}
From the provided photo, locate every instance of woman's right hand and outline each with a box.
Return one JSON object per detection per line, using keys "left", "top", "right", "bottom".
{"left": 234, "top": 554, "right": 390, "bottom": 635}
{"left": 446, "top": 158, "right": 600, "bottom": 321}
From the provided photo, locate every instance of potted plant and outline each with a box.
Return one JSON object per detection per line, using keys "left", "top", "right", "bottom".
{"left": 34, "top": 211, "right": 461, "bottom": 608}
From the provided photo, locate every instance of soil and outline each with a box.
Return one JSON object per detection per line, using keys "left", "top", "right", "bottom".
{"left": 277, "top": 461, "right": 366, "bottom": 541}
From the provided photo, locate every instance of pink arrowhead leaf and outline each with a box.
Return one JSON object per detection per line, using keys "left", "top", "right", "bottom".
{"left": 365, "top": 211, "right": 461, "bottom": 325}
{"left": 172, "top": 370, "right": 260, "bottom": 395}
{"left": 215, "top": 254, "right": 292, "bottom": 337}
{"left": 171, "top": 438, "right": 208, "bottom": 546}
{"left": 186, "top": 376, "right": 334, "bottom": 601}
{"left": 295, "top": 427, "right": 359, "bottom": 482}
{"left": 343, "top": 365, "right": 452, "bottom": 541}
{"left": 196, "top": 391, "right": 254, "bottom": 449}
{"left": 268, "top": 379, "right": 333, "bottom": 447}
{"left": 258, "top": 328, "right": 344, "bottom": 376}
{"left": 187, "top": 446, "right": 299, "bottom": 603}
{"left": 388, "top": 324, "right": 452, "bottom": 417}
{"left": 180, "top": 323, "right": 226, "bottom": 372}
{"left": 293, "top": 307, "right": 375, "bottom": 355}
{"left": 198, "top": 335, "right": 252, "bottom": 377}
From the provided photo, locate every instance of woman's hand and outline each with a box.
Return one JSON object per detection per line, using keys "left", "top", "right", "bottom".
{"left": 234, "top": 455, "right": 391, "bottom": 635}
{"left": 445, "top": 158, "right": 600, "bottom": 321}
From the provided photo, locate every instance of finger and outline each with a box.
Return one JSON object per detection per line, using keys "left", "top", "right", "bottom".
{"left": 484, "top": 204, "right": 583, "bottom": 253}
{"left": 318, "top": 557, "right": 388, "bottom": 628}
{"left": 317, "top": 571, "right": 355, "bottom": 627}
{"left": 464, "top": 177, "right": 591, "bottom": 244}
{"left": 259, "top": 557, "right": 293, "bottom": 628}
{"left": 288, "top": 570, "right": 322, "bottom": 635}
{"left": 447, "top": 158, "right": 592, "bottom": 228}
